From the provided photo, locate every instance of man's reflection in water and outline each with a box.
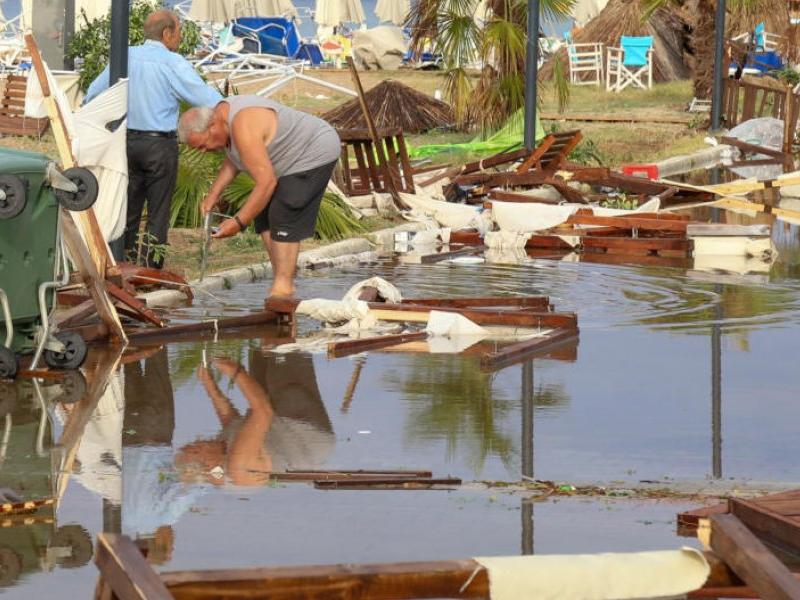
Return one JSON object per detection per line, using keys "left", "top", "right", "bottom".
{"left": 122, "top": 348, "right": 202, "bottom": 564}
{"left": 176, "top": 349, "right": 335, "bottom": 486}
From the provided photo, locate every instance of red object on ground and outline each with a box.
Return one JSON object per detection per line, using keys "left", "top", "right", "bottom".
{"left": 621, "top": 164, "right": 659, "bottom": 180}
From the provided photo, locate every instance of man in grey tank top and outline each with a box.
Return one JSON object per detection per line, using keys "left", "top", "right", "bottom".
{"left": 178, "top": 96, "right": 340, "bottom": 297}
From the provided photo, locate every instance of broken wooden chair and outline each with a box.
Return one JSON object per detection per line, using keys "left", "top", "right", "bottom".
{"left": 333, "top": 126, "right": 416, "bottom": 196}
{"left": 0, "top": 73, "right": 50, "bottom": 137}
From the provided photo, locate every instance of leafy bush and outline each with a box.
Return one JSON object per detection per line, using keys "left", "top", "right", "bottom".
{"left": 67, "top": 0, "right": 201, "bottom": 92}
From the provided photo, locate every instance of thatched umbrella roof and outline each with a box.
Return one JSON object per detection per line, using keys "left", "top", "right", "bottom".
{"left": 322, "top": 79, "right": 454, "bottom": 133}
{"left": 540, "top": 0, "right": 692, "bottom": 83}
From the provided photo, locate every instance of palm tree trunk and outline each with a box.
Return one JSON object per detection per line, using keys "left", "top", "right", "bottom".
{"left": 690, "top": 0, "right": 717, "bottom": 99}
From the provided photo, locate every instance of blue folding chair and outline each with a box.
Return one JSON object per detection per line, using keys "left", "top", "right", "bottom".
{"left": 233, "top": 17, "right": 323, "bottom": 65}
{"left": 606, "top": 35, "right": 653, "bottom": 91}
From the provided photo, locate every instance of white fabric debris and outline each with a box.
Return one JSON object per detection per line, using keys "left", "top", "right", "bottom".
{"left": 25, "top": 61, "right": 128, "bottom": 242}
{"left": 343, "top": 276, "right": 402, "bottom": 303}
{"left": 426, "top": 310, "right": 487, "bottom": 337}
{"left": 296, "top": 297, "right": 370, "bottom": 324}
{"left": 399, "top": 190, "right": 484, "bottom": 230}
{"left": 492, "top": 202, "right": 578, "bottom": 232}
{"left": 484, "top": 230, "right": 530, "bottom": 249}
{"left": 484, "top": 247, "right": 529, "bottom": 264}
{"left": 474, "top": 547, "right": 710, "bottom": 600}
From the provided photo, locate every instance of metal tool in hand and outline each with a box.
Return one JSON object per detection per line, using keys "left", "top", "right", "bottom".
{"left": 199, "top": 211, "right": 232, "bottom": 281}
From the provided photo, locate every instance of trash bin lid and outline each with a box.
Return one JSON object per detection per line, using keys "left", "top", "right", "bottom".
{"left": 0, "top": 148, "right": 50, "bottom": 175}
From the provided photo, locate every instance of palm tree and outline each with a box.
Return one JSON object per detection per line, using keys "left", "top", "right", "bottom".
{"left": 406, "top": 0, "right": 575, "bottom": 132}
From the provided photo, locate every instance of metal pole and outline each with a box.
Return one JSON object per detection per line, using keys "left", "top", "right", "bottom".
{"left": 64, "top": 0, "right": 75, "bottom": 70}
{"left": 109, "top": 0, "right": 130, "bottom": 85}
{"left": 710, "top": 0, "right": 727, "bottom": 131}
{"left": 523, "top": 0, "right": 541, "bottom": 150}
{"left": 521, "top": 361, "right": 534, "bottom": 555}
{"left": 711, "top": 284, "right": 723, "bottom": 479}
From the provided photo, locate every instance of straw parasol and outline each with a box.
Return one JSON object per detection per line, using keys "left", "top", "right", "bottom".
{"left": 314, "top": 0, "right": 366, "bottom": 26}
{"left": 323, "top": 79, "right": 454, "bottom": 133}
{"left": 375, "top": 0, "right": 409, "bottom": 25}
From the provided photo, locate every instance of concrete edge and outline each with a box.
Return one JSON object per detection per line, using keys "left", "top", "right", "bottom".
{"left": 140, "top": 222, "right": 430, "bottom": 309}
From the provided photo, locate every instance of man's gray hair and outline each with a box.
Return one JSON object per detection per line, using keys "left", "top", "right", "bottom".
{"left": 143, "top": 9, "right": 179, "bottom": 41}
{"left": 178, "top": 107, "right": 215, "bottom": 143}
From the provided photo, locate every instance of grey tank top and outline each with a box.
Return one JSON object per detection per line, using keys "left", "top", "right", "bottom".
{"left": 224, "top": 95, "right": 340, "bottom": 178}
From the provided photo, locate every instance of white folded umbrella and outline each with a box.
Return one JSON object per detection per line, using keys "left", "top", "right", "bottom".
{"left": 315, "top": 0, "right": 365, "bottom": 26}
{"left": 374, "top": 0, "right": 409, "bottom": 25}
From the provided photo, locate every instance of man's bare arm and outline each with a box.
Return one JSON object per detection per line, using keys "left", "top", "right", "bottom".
{"left": 212, "top": 108, "right": 276, "bottom": 238}
{"left": 202, "top": 157, "right": 239, "bottom": 215}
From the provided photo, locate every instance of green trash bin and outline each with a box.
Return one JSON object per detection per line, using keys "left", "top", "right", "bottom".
{"left": 0, "top": 147, "right": 99, "bottom": 379}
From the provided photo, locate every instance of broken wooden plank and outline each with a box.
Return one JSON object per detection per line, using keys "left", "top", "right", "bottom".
{"left": 95, "top": 533, "right": 174, "bottom": 600}
{"left": 328, "top": 331, "right": 428, "bottom": 358}
{"left": 720, "top": 136, "right": 788, "bottom": 159}
{"left": 314, "top": 477, "right": 462, "bottom": 490}
{"left": 282, "top": 469, "right": 433, "bottom": 481}
{"left": 565, "top": 214, "right": 689, "bottom": 232}
{"left": 480, "top": 328, "right": 578, "bottom": 370}
{"left": 161, "top": 559, "right": 489, "bottom": 599}
{"left": 729, "top": 498, "right": 800, "bottom": 558}
{"left": 709, "top": 513, "right": 800, "bottom": 600}
{"left": 368, "top": 303, "right": 577, "bottom": 330}
{"left": 106, "top": 281, "right": 165, "bottom": 328}
{"left": 582, "top": 236, "right": 693, "bottom": 256}
{"left": 401, "top": 296, "right": 551, "bottom": 310}
{"left": 126, "top": 311, "right": 284, "bottom": 344}
{"left": 541, "top": 112, "right": 693, "bottom": 125}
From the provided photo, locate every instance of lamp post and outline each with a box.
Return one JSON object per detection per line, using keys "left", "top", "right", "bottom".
{"left": 109, "top": 0, "right": 130, "bottom": 85}
{"left": 710, "top": 0, "right": 727, "bottom": 131}
{"left": 523, "top": 0, "right": 541, "bottom": 150}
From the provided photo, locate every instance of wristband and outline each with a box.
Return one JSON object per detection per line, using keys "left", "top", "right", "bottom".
{"left": 233, "top": 215, "right": 246, "bottom": 231}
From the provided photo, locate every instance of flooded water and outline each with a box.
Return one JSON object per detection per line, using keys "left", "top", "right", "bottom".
{"left": 1, "top": 216, "right": 799, "bottom": 597}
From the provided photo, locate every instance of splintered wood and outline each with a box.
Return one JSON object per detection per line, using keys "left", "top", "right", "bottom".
{"left": 323, "top": 295, "right": 578, "bottom": 370}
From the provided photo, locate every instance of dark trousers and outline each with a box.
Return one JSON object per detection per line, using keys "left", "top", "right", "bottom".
{"left": 124, "top": 134, "right": 179, "bottom": 269}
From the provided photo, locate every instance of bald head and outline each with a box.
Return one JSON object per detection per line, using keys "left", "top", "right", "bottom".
{"left": 144, "top": 9, "right": 181, "bottom": 50}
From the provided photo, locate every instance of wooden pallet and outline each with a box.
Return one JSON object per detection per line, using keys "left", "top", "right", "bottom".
{"left": 0, "top": 74, "right": 49, "bottom": 137}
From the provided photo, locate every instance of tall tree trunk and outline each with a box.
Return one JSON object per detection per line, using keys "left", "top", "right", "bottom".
{"left": 690, "top": 0, "right": 716, "bottom": 99}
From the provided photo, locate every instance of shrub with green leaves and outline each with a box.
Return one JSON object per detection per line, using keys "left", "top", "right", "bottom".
{"left": 68, "top": 0, "right": 201, "bottom": 92}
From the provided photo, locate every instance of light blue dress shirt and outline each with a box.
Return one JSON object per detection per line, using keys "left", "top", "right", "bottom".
{"left": 85, "top": 40, "right": 222, "bottom": 132}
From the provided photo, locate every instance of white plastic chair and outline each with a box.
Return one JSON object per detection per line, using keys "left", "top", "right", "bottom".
{"left": 564, "top": 33, "right": 603, "bottom": 86}
{"left": 606, "top": 36, "right": 653, "bottom": 92}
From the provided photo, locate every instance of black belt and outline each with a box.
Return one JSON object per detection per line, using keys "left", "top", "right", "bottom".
{"left": 127, "top": 129, "right": 176, "bottom": 138}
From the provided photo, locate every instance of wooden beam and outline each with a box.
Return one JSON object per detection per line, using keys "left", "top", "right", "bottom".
{"left": 565, "top": 214, "right": 689, "bottom": 232}
{"left": 314, "top": 478, "right": 462, "bottom": 490}
{"left": 327, "top": 331, "right": 428, "bottom": 358}
{"left": 95, "top": 533, "right": 174, "bottom": 600}
{"left": 729, "top": 498, "right": 800, "bottom": 557}
{"left": 401, "top": 296, "right": 551, "bottom": 309}
{"left": 163, "top": 560, "right": 488, "bottom": 600}
{"left": 709, "top": 513, "right": 800, "bottom": 600}
{"left": 541, "top": 112, "right": 693, "bottom": 125}
{"left": 480, "top": 328, "right": 578, "bottom": 370}
{"left": 367, "top": 303, "right": 577, "bottom": 330}
{"left": 126, "top": 311, "right": 284, "bottom": 345}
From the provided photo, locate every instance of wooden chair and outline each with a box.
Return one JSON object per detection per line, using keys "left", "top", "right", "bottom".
{"left": 333, "top": 126, "right": 416, "bottom": 196}
{"left": 564, "top": 32, "right": 604, "bottom": 87}
{"left": 0, "top": 73, "right": 50, "bottom": 137}
{"left": 515, "top": 129, "right": 584, "bottom": 174}
{"left": 606, "top": 36, "right": 653, "bottom": 92}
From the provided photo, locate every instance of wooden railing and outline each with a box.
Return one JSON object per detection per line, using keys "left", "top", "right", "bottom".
{"left": 722, "top": 78, "right": 799, "bottom": 153}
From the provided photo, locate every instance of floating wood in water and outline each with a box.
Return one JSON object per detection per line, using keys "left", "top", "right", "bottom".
{"left": 368, "top": 303, "right": 577, "bottom": 330}
{"left": 729, "top": 497, "right": 800, "bottom": 558}
{"left": 709, "top": 513, "right": 800, "bottom": 600}
{"left": 481, "top": 328, "right": 579, "bottom": 370}
{"left": 416, "top": 247, "right": 482, "bottom": 265}
{"left": 402, "top": 296, "right": 551, "bottom": 309}
{"left": 328, "top": 331, "right": 428, "bottom": 358}
{"left": 268, "top": 469, "right": 434, "bottom": 482}
{"left": 314, "top": 477, "right": 462, "bottom": 490}
{"left": 126, "top": 311, "right": 286, "bottom": 344}
{"left": 565, "top": 213, "right": 689, "bottom": 233}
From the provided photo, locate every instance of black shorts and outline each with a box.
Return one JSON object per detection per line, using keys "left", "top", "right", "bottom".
{"left": 254, "top": 160, "right": 337, "bottom": 242}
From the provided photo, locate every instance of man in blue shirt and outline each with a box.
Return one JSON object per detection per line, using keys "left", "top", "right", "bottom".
{"left": 85, "top": 9, "right": 221, "bottom": 268}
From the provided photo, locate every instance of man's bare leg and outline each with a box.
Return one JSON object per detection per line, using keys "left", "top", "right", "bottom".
{"left": 261, "top": 231, "right": 299, "bottom": 297}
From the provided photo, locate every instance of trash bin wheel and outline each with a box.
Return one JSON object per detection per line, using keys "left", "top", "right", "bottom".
{"left": 54, "top": 167, "right": 98, "bottom": 212}
{"left": 53, "top": 369, "right": 87, "bottom": 404}
{"left": 44, "top": 332, "right": 88, "bottom": 370}
{"left": 0, "top": 175, "right": 27, "bottom": 220}
{"left": 0, "top": 347, "right": 17, "bottom": 380}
